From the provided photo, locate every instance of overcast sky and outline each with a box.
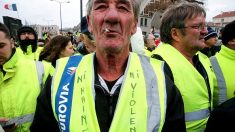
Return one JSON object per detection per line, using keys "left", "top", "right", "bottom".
{"left": 0, "top": 0, "right": 235, "bottom": 28}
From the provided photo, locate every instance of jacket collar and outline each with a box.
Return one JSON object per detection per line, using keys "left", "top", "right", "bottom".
{"left": 220, "top": 45, "right": 235, "bottom": 59}
{"left": 3, "top": 49, "right": 18, "bottom": 73}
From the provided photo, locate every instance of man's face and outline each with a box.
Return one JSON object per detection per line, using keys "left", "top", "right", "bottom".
{"left": 20, "top": 32, "right": 35, "bottom": 40}
{"left": 227, "top": 38, "right": 235, "bottom": 50}
{"left": 87, "top": 0, "right": 137, "bottom": 54}
{"left": 179, "top": 15, "right": 208, "bottom": 52}
{"left": 0, "top": 31, "right": 14, "bottom": 65}
{"left": 205, "top": 36, "right": 217, "bottom": 48}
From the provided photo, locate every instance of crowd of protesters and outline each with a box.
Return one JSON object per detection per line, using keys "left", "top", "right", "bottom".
{"left": 1, "top": 0, "right": 235, "bottom": 132}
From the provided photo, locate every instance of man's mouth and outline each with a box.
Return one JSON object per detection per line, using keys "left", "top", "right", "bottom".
{"left": 199, "top": 36, "right": 205, "bottom": 40}
{"left": 103, "top": 28, "right": 110, "bottom": 33}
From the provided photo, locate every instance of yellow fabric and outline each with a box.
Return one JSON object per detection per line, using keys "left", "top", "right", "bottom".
{"left": 52, "top": 53, "right": 166, "bottom": 132}
{"left": 150, "top": 58, "right": 166, "bottom": 131}
{"left": 16, "top": 46, "right": 43, "bottom": 61}
{"left": 144, "top": 48, "right": 152, "bottom": 57}
{"left": 153, "top": 44, "right": 214, "bottom": 131}
{"left": 41, "top": 60, "right": 55, "bottom": 83}
{"left": 212, "top": 45, "right": 235, "bottom": 106}
{"left": 0, "top": 52, "right": 42, "bottom": 132}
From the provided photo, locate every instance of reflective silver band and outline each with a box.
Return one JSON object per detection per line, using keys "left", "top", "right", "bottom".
{"left": 139, "top": 55, "right": 165, "bottom": 132}
{"left": 185, "top": 109, "right": 210, "bottom": 122}
{"left": 210, "top": 56, "right": 227, "bottom": 105}
{"left": 2, "top": 113, "right": 34, "bottom": 126}
{"left": 35, "top": 61, "right": 45, "bottom": 90}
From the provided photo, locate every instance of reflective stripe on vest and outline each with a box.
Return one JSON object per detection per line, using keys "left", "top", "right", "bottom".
{"left": 139, "top": 55, "right": 164, "bottom": 131}
{"left": 153, "top": 44, "right": 213, "bottom": 131}
{"left": 54, "top": 55, "right": 83, "bottom": 132}
{"left": 0, "top": 113, "right": 34, "bottom": 126}
{"left": 0, "top": 125, "right": 4, "bottom": 131}
{"left": 52, "top": 53, "right": 166, "bottom": 132}
{"left": 35, "top": 61, "right": 44, "bottom": 89}
{"left": 185, "top": 108, "right": 210, "bottom": 122}
{"left": 210, "top": 56, "right": 227, "bottom": 105}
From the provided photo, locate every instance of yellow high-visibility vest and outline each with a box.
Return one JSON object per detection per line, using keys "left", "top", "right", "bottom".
{"left": 0, "top": 51, "right": 46, "bottom": 131}
{"left": 153, "top": 44, "right": 214, "bottom": 131}
{"left": 52, "top": 53, "right": 167, "bottom": 132}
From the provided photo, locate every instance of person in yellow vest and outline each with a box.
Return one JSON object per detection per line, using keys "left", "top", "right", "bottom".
{"left": 209, "top": 20, "right": 235, "bottom": 108}
{"left": 152, "top": 2, "right": 214, "bottom": 131}
{"left": 143, "top": 33, "right": 157, "bottom": 57}
{"left": 30, "top": 0, "right": 186, "bottom": 131}
{"left": 200, "top": 27, "right": 220, "bottom": 57}
{"left": 206, "top": 22, "right": 235, "bottom": 131}
{"left": 16, "top": 26, "right": 43, "bottom": 60}
{"left": 39, "top": 35, "right": 74, "bottom": 68}
{"left": 0, "top": 23, "right": 50, "bottom": 131}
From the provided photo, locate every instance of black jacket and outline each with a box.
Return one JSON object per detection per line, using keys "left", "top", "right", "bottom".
{"left": 200, "top": 45, "right": 221, "bottom": 57}
{"left": 30, "top": 57, "right": 186, "bottom": 132}
{"left": 205, "top": 97, "right": 235, "bottom": 132}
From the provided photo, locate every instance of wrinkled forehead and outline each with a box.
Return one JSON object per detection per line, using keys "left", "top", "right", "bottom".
{"left": 93, "top": 0, "right": 131, "bottom": 2}
{"left": 184, "top": 14, "right": 206, "bottom": 24}
{"left": 93, "top": 0, "right": 132, "bottom": 5}
{"left": 88, "top": 0, "right": 137, "bottom": 17}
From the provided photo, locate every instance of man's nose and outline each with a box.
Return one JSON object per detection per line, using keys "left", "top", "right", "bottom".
{"left": 104, "top": 7, "right": 119, "bottom": 25}
{"left": 25, "top": 33, "right": 30, "bottom": 37}
{"left": 201, "top": 27, "right": 208, "bottom": 35}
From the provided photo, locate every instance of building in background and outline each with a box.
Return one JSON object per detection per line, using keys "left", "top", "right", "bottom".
{"left": 139, "top": 0, "right": 206, "bottom": 35}
{"left": 212, "top": 11, "right": 235, "bottom": 31}
{"left": 30, "top": 24, "right": 59, "bottom": 39}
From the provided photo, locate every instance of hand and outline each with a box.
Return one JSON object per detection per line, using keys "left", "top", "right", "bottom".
{"left": 0, "top": 117, "right": 8, "bottom": 122}
{"left": 0, "top": 118, "right": 16, "bottom": 132}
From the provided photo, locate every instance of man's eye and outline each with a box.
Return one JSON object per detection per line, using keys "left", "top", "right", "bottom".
{"left": 94, "top": 5, "right": 107, "bottom": 10}
{"left": 118, "top": 6, "right": 129, "bottom": 12}
{"left": 0, "top": 44, "right": 5, "bottom": 48}
{"left": 193, "top": 26, "right": 199, "bottom": 28}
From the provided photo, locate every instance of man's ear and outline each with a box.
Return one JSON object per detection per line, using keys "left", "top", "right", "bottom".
{"left": 87, "top": 16, "right": 93, "bottom": 34}
{"left": 10, "top": 39, "right": 15, "bottom": 48}
{"left": 131, "top": 20, "right": 138, "bottom": 35}
{"left": 171, "top": 28, "right": 181, "bottom": 42}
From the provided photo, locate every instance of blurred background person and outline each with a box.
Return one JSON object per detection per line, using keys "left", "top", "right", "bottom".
{"left": 0, "top": 22, "right": 50, "bottom": 132}
{"left": 42, "top": 32, "right": 51, "bottom": 46}
{"left": 17, "top": 26, "right": 43, "bottom": 60}
{"left": 143, "top": 33, "right": 156, "bottom": 57}
{"left": 144, "top": 33, "right": 156, "bottom": 52}
{"left": 39, "top": 35, "right": 74, "bottom": 67}
{"left": 75, "top": 16, "right": 96, "bottom": 55}
{"left": 209, "top": 20, "right": 235, "bottom": 108}
{"left": 200, "top": 27, "right": 220, "bottom": 57}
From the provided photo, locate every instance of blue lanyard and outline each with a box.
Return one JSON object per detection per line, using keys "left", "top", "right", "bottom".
{"left": 55, "top": 55, "right": 83, "bottom": 132}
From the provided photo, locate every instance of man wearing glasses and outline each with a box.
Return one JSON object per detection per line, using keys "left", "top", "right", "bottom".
{"left": 152, "top": 2, "right": 214, "bottom": 132}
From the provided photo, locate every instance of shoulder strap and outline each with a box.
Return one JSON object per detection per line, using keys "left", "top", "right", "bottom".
{"left": 210, "top": 56, "right": 227, "bottom": 105}
{"left": 55, "top": 55, "right": 83, "bottom": 132}
{"left": 35, "top": 61, "right": 44, "bottom": 90}
{"left": 151, "top": 54, "right": 174, "bottom": 82}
